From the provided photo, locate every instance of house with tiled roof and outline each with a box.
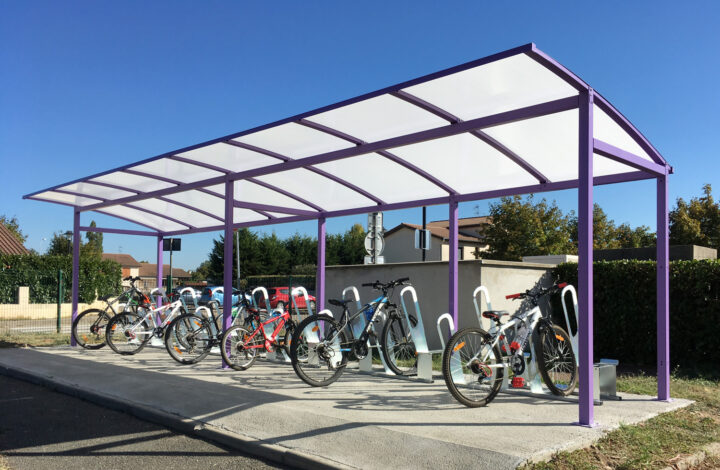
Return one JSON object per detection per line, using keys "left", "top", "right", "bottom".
{"left": 102, "top": 253, "right": 141, "bottom": 287}
{"left": 138, "top": 263, "right": 191, "bottom": 291}
{"left": 383, "top": 216, "right": 490, "bottom": 263}
{"left": 0, "top": 224, "right": 30, "bottom": 255}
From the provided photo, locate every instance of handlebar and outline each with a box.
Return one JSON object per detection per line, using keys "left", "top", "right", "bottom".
{"left": 361, "top": 277, "right": 411, "bottom": 291}
{"left": 505, "top": 282, "right": 568, "bottom": 301}
{"left": 123, "top": 276, "right": 141, "bottom": 283}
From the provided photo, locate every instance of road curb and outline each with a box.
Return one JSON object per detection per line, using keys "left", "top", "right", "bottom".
{"left": 660, "top": 442, "right": 720, "bottom": 470}
{"left": 0, "top": 360, "right": 354, "bottom": 470}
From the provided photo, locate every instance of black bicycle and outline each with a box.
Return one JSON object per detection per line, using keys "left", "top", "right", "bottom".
{"left": 289, "top": 277, "right": 416, "bottom": 387}
{"left": 71, "top": 276, "right": 150, "bottom": 349}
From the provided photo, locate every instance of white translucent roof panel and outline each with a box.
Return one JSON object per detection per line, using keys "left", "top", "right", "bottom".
{"left": 593, "top": 104, "right": 653, "bottom": 162}
{"left": 593, "top": 153, "right": 638, "bottom": 177}
{"left": 314, "top": 153, "right": 448, "bottom": 203}
{"left": 306, "top": 94, "right": 448, "bottom": 143}
{"left": 390, "top": 133, "right": 538, "bottom": 194}
{"left": 176, "top": 143, "right": 281, "bottom": 172}
{"left": 253, "top": 168, "right": 375, "bottom": 211}
{"left": 91, "top": 173, "right": 175, "bottom": 192}
{"left": 483, "top": 109, "right": 579, "bottom": 182}
{"left": 131, "top": 158, "right": 223, "bottom": 183}
{"left": 403, "top": 54, "right": 577, "bottom": 121}
{"left": 234, "top": 208, "right": 263, "bottom": 224}
{"left": 164, "top": 190, "right": 225, "bottom": 218}
{"left": 33, "top": 191, "right": 102, "bottom": 206}
{"left": 232, "top": 122, "right": 354, "bottom": 159}
{"left": 128, "top": 199, "right": 221, "bottom": 228}
{"left": 97, "top": 206, "right": 186, "bottom": 232}
{"left": 60, "top": 182, "right": 137, "bottom": 200}
{"left": 203, "top": 181, "right": 319, "bottom": 212}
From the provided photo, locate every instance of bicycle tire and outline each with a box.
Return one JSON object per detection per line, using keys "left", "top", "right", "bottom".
{"left": 381, "top": 312, "right": 418, "bottom": 376}
{"left": 220, "top": 325, "right": 261, "bottom": 371}
{"left": 536, "top": 324, "right": 578, "bottom": 396}
{"left": 72, "top": 308, "right": 111, "bottom": 349}
{"left": 442, "top": 327, "right": 504, "bottom": 408}
{"left": 281, "top": 321, "right": 295, "bottom": 356}
{"left": 290, "top": 314, "right": 348, "bottom": 387}
{"left": 106, "top": 312, "right": 151, "bottom": 355}
{"left": 165, "top": 314, "right": 213, "bottom": 365}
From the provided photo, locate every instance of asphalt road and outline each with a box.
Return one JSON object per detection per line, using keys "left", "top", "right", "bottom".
{"left": 0, "top": 375, "right": 287, "bottom": 470}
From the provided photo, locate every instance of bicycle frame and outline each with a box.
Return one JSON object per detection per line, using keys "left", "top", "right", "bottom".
{"left": 482, "top": 306, "right": 543, "bottom": 369}
{"left": 241, "top": 311, "right": 291, "bottom": 349}
{"left": 333, "top": 295, "right": 388, "bottom": 346}
{"left": 126, "top": 300, "right": 185, "bottom": 338}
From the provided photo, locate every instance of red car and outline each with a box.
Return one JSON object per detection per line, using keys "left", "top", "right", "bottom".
{"left": 267, "top": 287, "right": 316, "bottom": 312}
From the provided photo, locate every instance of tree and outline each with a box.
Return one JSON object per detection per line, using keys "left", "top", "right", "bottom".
{"left": 1, "top": 215, "right": 27, "bottom": 244}
{"left": 191, "top": 260, "right": 211, "bottom": 281}
{"left": 670, "top": 184, "right": 720, "bottom": 250}
{"left": 46, "top": 231, "right": 73, "bottom": 255}
{"left": 569, "top": 204, "right": 655, "bottom": 250}
{"left": 84, "top": 221, "right": 103, "bottom": 258}
{"left": 482, "top": 195, "right": 575, "bottom": 261}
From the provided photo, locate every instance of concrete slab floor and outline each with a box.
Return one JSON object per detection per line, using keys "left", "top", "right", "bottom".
{"left": 0, "top": 347, "right": 692, "bottom": 470}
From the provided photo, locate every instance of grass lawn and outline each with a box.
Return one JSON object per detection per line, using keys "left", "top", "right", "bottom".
{"left": 523, "top": 372, "right": 720, "bottom": 469}
{"left": 0, "top": 332, "right": 70, "bottom": 348}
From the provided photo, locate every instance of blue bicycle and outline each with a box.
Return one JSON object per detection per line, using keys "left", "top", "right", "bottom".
{"left": 289, "top": 277, "right": 416, "bottom": 387}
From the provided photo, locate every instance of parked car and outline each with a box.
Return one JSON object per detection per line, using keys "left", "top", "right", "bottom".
{"left": 267, "top": 287, "right": 316, "bottom": 312}
{"left": 199, "top": 286, "right": 249, "bottom": 307}
{"left": 170, "top": 286, "right": 201, "bottom": 306}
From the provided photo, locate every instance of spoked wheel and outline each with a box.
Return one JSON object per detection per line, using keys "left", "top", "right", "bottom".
{"left": 165, "top": 314, "right": 213, "bottom": 365}
{"left": 220, "top": 325, "right": 262, "bottom": 371}
{"left": 106, "top": 312, "right": 151, "bottom": 355}
{"left": 381, "top": 312, "right": 418, "bottom": 376}
{"left": 72, "top": 308, "right": 111, "bottom": 349}
{"left": 290, "top": 314, "right": 348, "bottom": 387}
{"left": 537, "top": 325, "right": 578, "bottom": 396}
{"left": 442, "top": 327, "right": 504, "bottom": 407}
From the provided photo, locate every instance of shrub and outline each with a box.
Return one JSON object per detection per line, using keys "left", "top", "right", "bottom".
{"left": 0, "top": 254, "right": 121, "bottom": 304}
{"left": 552, "top": 259, "right": 720, "bottom": 369}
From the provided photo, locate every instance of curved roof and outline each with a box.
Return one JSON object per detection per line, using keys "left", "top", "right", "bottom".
{"left": 24, "top": 43, "right": 669, "bottom": 235}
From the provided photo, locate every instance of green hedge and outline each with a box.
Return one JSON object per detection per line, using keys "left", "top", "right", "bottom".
{"left": 552, "top": 259, "right": 720, "bottom": 369}
{"left": 0, "top": 254, "right": 122, "bottom": 304}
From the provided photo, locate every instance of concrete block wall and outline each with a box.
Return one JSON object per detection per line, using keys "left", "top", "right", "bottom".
{"left": 0, "top": 287, "right": 105, "bottom": 320}
{"left": 325, "top": 259, "right": 553, "bottom": 350}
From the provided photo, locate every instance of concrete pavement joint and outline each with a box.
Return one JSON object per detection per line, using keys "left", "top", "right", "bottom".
{"left": 0, "top": 359, "right": 350, "bottom": 470}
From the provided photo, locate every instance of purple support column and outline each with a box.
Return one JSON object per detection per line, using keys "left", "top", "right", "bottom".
{"left": 448, "top": 198, "right": 459, "bottom": 325}
{"left": 316, "top": 217, "right": 326, "bottom": 312}
{"left": 577, "top": 89, "right": 596, "bottom": 426}
{"left": 657, "top": 174, "right": 671, "bottom": 401}
{"left": 70, "top": 209, "right": 80, "bottom": 346}
{"left": 222, "top": 180, "right": 234, "bottom": 369}
{"left": 156, "top": 236, "right": 163, "bottom": 306}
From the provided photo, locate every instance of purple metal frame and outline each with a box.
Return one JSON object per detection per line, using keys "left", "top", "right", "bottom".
{"left": 156, "top": 236, "right": 164, "bottom": 306}
{"left": 577, "top": 89, "right": 595, "bottom": 427}
{"left": 448, "top": 199, "right": 459, "bottom": 325}
{"left": 222, "top": 180, "right": 234, "bottom": 369}
{"left": 70, "top": 210, "right": 80, "bottom": 347}
{"left": 35, "top": 44, "right": 671, "bottom": 426}
{"left": 317, "top": 218, "right": 326, "bottom": 311}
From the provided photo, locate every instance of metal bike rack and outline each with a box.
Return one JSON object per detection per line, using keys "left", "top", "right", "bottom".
{"left": 436, "top": 313, "right": 456, "bottom": 350}
{"left": 399, "top": 285, "right": 440, "bottom": 382}
{"left": 341, "top": 286, "right": 394, "bottom": 375}
{"left": 560, "top": 284, "right": 579, "bottom": 366}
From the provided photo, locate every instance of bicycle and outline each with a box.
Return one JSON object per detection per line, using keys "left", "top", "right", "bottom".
{"left": 219, "top": 296, "right": 296, "bottom": 371}
{"left": 105, "top": 289, "right": 192, "bottom": 355}
{"left": 165, "top": 292, "right": 256, "bottom": 365}
{"left": 442, "top": 282, "right": 578, "bottom": 407}
{"left": 289, "top": 277, "right": 414, "bottom": 387}
{"left": 71, "top": 276, "right": 148, "bottom": 349}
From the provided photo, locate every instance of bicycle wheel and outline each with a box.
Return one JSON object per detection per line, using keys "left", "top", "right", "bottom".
{"left": 106, "top": 312, "right": 151, "bottom": 355}
{"left": 381, "top": 312, "right": 418, "bottom": 376}
{"left": 221, "top": 325, "right": 262, "bottom": 371}
{"left": 290, "top": 314, "right": 348, "bottom": 387}
{"left": 536, "top": 324, "right": 578, "bottom": 396}
{"left": 165, "top": 314, "right": 213, "bottom": 365}
{"left": 72, "top": 308, "right": 111, "bottom": 349}
{"left": 442, "top": 327, "right": 503, "bottom": 407}
{"left": 281, "top": 321, "right": 295, "bottom": 356}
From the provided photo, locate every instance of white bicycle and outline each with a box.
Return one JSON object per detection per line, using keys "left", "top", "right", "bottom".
{"left": 105, "top": 290, "right": 208, "bottom": 355}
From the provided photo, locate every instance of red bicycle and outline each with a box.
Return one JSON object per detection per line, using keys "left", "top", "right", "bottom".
{"left": 220, "top": 306, "right": 297, "bottom": 370}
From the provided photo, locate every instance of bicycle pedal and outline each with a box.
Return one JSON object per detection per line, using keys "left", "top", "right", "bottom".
{"left": 511, "top": 377, "right": 525, "bottom": 388}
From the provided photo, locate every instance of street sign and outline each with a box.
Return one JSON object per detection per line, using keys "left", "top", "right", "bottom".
{"left": 163, "top": 238, "right": 181, "bottom": 251}
{"left": 364, "top": 233, "right": 384, "bottom": 255}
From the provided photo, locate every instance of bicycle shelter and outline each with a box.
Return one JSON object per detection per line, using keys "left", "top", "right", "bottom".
{"left": 24, "top": 43, "right": 671, "bottom": 427}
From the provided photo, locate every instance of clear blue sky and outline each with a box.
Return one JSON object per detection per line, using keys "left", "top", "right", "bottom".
{"left": 2, "top": 1, "right": 719, "bottom": 270}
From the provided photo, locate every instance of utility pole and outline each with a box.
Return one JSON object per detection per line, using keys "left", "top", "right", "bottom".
{"left": 422, "top": 206, "right": 427, "bottom": 262}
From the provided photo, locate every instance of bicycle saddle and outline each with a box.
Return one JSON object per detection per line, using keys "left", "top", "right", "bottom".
{"left": 482, "top": 310, "right": 509, "bottom": 321}
{"left": 328, "top": 298, "right": 353, "bottom": 307}
{"left": 98, "top": 294, "right": 113, "bottom": 302}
